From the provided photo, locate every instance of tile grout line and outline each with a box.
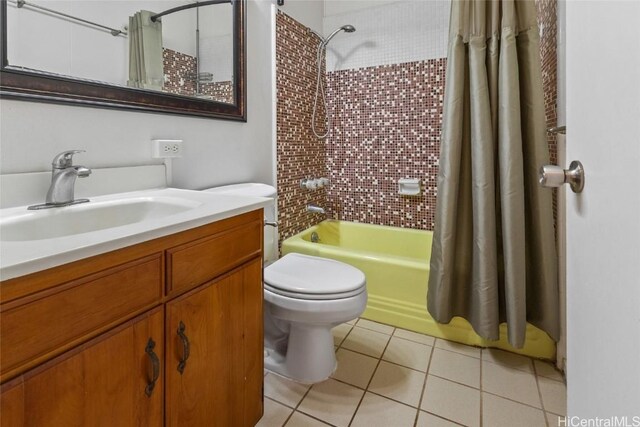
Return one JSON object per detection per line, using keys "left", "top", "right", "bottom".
{"left": 335, "top": 323, "right": 356, "bottom": 350}
{"left": 417, "top": 372, "right": 479, "bottom": 391}
{"left": 422, "top": 411, "right": 468, "bottom": 427}
{"left": 280, "top": 377, "right": 322, "bottom": 426}
{"left": 339, "top": 345, "right": 433, "bottom": 374}
{"left": 479, "top": 349, "right": 483, "bottom": 427}
{"left": 290, "top": 409, "right": 335, "bottom": 427}
{"left": 346, "top": 331, "right": 395, "bottom": 427}
{"left": 532, "top": 360, "right": 551, "bottom": 427}
{"left": 392, "top": 331, "right": 438, "bottom": 347}
{"left": 413, "top": 339, "right": 437, "bottom": 426}
{"left": 436, "top": 346, "right": 482, "bottom": 360}
{"left": 482, "top": 349, "right": 544, "bottom": 374}
{"left": 330, "top": 376, "right": 424, "bottom": 411}
{"left": 262, "top": 393, "right": 296, "bottom": 424}
{"left": 355, "top": 319, "right": 397, "bottom": 335}
{"left": 480, "top": 388, "right": 548, "bottom": 413}
{"left": 336, "top": 342, "right": 433, "bottom": 366}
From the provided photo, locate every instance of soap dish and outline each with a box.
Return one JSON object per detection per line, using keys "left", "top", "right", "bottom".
{"left": 398, "top": 178, "right": 421, "bottom": 196}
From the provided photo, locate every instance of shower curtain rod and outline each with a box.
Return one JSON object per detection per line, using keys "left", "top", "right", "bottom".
{"left": 7, "top": 0, "right": 127, "bottom": 36}
{"left": 150, "top": 0, "right": 232, "bottom": 23}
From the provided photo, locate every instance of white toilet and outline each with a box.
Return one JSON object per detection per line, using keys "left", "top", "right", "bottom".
{"left": 204, "top": 183, "right": 367, "bottom": 383}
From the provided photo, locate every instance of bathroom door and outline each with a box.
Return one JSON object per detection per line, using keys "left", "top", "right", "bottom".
{"left": 565, "top": 1, "right": 640, "bottom": 418}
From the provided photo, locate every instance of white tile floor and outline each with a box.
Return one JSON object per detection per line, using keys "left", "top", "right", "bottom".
{"left": 258, "top": 318, "right": 567, "bottom": 427}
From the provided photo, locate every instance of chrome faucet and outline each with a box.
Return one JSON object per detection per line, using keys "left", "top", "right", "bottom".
{"left": 28, "top": 150, "right": 92, "bottom": 210}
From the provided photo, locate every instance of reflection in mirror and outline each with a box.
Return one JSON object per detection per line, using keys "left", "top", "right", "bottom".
{"left": 5, "top": 0, "right": 235, "bottom": 104}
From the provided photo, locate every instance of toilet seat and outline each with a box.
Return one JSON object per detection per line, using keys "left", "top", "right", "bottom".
{"left": 264, "top": 253, "right": 366, "bottom": 300}
{"left": 264, "top": 282, "right": 366, "bottom": 300}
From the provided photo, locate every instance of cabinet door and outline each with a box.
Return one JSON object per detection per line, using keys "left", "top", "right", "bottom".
{"left": 0, "top": 308, "right": 164, "bottom": 427}
{"left": 166, "top": 258, "right": 263, "bottom": 427}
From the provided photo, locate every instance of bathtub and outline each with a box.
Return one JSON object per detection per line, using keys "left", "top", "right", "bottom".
{"left": 282, "top": 220, "right": 555, "bottom": 359}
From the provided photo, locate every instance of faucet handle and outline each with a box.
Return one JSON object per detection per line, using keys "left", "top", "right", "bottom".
{"left": 52, "top": 150, "right": 85, "bottom": 169}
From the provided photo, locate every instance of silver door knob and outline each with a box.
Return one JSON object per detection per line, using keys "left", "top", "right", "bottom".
{"left": 539, "top": 161, "right": 585, "bottom": 193}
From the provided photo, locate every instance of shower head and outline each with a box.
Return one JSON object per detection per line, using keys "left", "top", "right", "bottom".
{"left": 322, "top": 24, "right": 356, "bottom": 47}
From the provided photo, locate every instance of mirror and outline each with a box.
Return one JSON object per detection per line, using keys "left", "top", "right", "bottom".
{"left": 0, "top": 0, "right": 246, "bottom": 120}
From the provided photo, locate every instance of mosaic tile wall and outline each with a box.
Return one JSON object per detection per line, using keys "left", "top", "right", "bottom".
{"left": 163, "top": 48, "right": 197, "bottom": 97}
{"left": 536, "top": 0, "right": 559, "bottom": 225}
{"left": 163, "top": 48, "right": 234, "bottom": 103}
{"left": 200, "top": 81, "right": 234, "bottom": 104}
{"left": 275, "top": 11, "right": 328, "bottom": 245}
{"left": 537, "top": 0, "right": 558, "bottom": 165}
{"left": 325, "top": 59, "right": 446, "bottom": 230}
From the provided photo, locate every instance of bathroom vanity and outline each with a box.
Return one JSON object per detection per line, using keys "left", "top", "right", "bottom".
{"left": 0, "top": 190, "right": 267, "bottom": 426}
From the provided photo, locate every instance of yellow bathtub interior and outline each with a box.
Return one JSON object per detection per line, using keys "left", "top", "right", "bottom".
{"left": 282, "top": 220, "right": 556, "bottom": 360}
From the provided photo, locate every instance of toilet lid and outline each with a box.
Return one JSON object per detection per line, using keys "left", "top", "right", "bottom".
{"left": 264, "top": 253, "right": 366, "bottom": 296}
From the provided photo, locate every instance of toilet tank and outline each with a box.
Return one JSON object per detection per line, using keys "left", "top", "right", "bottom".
{"left": 202, "top": 183, "right": 278, "bottom": 265}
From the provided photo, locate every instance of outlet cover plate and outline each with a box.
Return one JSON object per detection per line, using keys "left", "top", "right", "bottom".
{"left": 151, "top": 139, "right": 183, "bottom": 158}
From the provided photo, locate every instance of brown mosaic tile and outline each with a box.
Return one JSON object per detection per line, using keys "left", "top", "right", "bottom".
{"left": 276, "top": 11, "right": 328, "bottom": 248}
{"left": 536, "top": 0, "right": 559, "bottom": 229}
{"left": 200, "top": 81, "right": 234, "bottom": 104}
{"left": 163, "top": 48, "right": 197, "bottom": 97}
{"left": 324, "top": 58, "right": 446, "bottom": 230}
{"left": 163, "top": 48, "right": 234, "bottom": 103}
{"left": 537, "top": 0, "right": 558, "bottom": 165}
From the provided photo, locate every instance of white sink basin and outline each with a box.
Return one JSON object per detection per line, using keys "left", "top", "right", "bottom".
{"left": 0, "top": 188, "right": 270, "bottom": 281}
{"left": 1, "top": 197, "right": 202, "bottom": 241}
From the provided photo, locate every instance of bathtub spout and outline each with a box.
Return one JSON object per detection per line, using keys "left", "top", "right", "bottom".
{"left": 307, "top": 205, "right": 325, "bottom": 214}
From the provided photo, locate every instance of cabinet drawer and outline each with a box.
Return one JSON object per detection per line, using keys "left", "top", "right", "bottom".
{"left": 167, "top": 221, "right": 261, "bottom": 295}
{"left": 0, "top": 254, "right": 163, "bottom": 381}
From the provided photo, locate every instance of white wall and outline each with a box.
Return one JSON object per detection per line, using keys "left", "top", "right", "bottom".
{"left": 323, "top": 0, "right": 449, "bottom": 71}
{"left": 0, "top": 0, "right": 276, "bottom": 191}
{"left": 324, "top": 0, "right": 399, "bottom": 17}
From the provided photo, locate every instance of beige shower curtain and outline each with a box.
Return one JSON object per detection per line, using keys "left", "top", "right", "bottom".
{"left": 427, "top": 0, "right": 559, "bottom": 348}
{"left": 128, "top": 10, "right": 164, "bottom": 91}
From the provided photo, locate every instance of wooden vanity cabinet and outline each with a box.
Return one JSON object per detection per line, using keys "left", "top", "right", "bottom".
{"left": 0, "top": 210, "right": 264, "bottom": 427}
{"left": 165, "top": 258, "right": 263, "bottom": 427}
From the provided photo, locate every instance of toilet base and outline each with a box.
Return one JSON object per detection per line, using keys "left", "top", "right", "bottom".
{"left": 264, "top": 322, "right": 337, "bottom": 384}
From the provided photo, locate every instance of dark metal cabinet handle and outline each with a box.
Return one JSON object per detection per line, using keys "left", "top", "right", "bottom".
{"left": 145, "top": 338, "right": 160, "bottom": 397}
{"left": 177, "top": 321, "right": 190, "bottom": 374}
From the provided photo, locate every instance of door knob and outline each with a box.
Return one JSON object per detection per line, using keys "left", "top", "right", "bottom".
{"left": 539, "top": 161, "right": 585, "bottom": 193}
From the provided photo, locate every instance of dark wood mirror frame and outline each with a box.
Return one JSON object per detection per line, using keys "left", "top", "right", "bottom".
{"left": 0, "top": 0, "right": 246, "bottom": 121}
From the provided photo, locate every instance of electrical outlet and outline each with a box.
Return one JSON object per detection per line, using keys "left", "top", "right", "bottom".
{"left": 152, "top": 139, "right": 183, "bottom": 158}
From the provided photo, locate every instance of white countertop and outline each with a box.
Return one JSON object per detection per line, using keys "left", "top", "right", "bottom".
{"left": 0, "top": 188, "right": 270, "bottom": 281}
